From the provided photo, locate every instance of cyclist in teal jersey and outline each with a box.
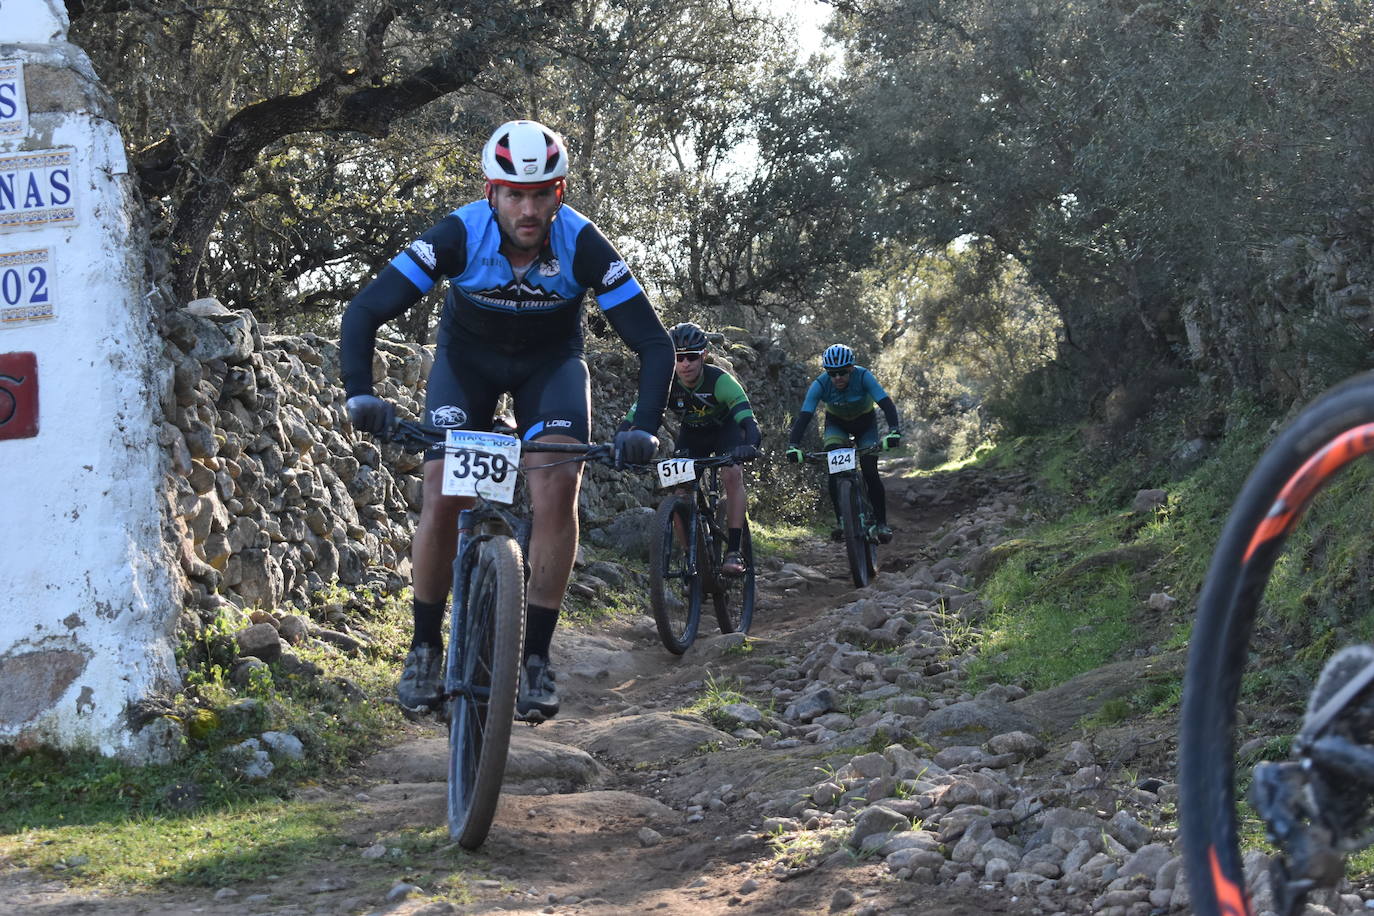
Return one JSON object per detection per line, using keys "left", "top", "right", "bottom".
{"left": 623, "top": 322, "right": 761, "bottom": 575}
{"left": 785, "top": 344, "right": 902, "bottom": 543}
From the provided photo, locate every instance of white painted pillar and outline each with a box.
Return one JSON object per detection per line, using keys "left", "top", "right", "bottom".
{"left": 0, "top": 0, "right": 181, "bottom": 758}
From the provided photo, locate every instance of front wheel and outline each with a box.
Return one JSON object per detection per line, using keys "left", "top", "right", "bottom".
{"left": 649, "top": 495, "right": 703, "bottom": 654}
{"left": 1181, "top": 371, "right": 1374, "bottom": 916}
{"left": 447, "top": 535, "right": 524, "bottom": 850}
{"left": 838, "top": 476, "right": 873, "bottom": 588}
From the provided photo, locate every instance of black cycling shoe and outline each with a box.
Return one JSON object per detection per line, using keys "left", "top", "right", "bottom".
{"left": 516, "top": 654, "right": 559, "bottom": 721}
{"left": 397, "top": 645, "right": 444, "bottom": 709}
{"left": 875, "top": 524, "right": 894, "bottom": 544}
{"left": 829, "top": 527, "right": 844, "bottom": 543}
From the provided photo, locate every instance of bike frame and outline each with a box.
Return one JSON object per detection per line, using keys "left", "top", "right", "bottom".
{"left": 668, "top": 460, "right": 732, "bottom": 585}
{"left": 382, "top": 421, "right": 611, "bottom": 704}
{"left": 806, "top": 446, "right": 881, "bottom": 541}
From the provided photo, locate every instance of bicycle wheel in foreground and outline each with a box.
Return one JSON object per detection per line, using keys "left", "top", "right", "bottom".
{"left": 1182, "top": 371, "right": 1374, "bottom": 916}
{"left": 447, "top": 535, "right": 524, "bottom": 849}
{"left": 837, "top": 477, "right": 873, "bottom": 587}
{"left": 649, "top": 495, "right": 703, "bottom": 654}
{"left": 712, "top": 506, "right": 756, "bottom": 635}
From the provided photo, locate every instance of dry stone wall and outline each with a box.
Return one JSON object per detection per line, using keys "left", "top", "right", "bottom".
{"left": 1184, "top": 215, "right": 1374, "bottom": 398}
{"left": 159, "top": 302, "right": 799, "bottom": 628}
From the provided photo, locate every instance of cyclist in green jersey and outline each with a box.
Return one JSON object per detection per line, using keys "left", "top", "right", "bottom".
{"left": 623, "top": 322, "right": 761, "bottom": 575}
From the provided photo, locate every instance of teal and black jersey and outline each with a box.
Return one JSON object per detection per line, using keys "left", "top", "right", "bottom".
{"left": 625, "top": 363, "right": 760, "bottom": 446}
{"left": 788, "top": 364, "right": 900, "bottom": 447}
{"left": 799, "top": 366, "right": 889, "bottom": 421}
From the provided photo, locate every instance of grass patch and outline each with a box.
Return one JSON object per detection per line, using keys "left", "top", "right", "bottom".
{"left": 966, "top": 540, "right": 1143, "bottom": 691}
{"left": 768, "top": 824, "right": 846, "bottom": 869}
{"left": 678, "top": 674, "right": 758, "bottom": 730}
{"left": 750, "top": 518, "right": 813, "bottom": 563}
{"left": 4, "top": 796, "right": 350, "bottom": 888}
{"left": 0, "top": 585, "right": 434, "bottom": 892}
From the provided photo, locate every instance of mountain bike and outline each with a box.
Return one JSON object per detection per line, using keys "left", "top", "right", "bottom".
{"left": 648, "top": 453, "right": 756, "bottom": 654}
{"left": 383, "top": 419, "right": 617, "bottom": 849}
{"left": 802, "top": 447, "right": 880, "bottom": 587}
{"left": 1181, "top": 371, "right": 1374, "bottom": 916}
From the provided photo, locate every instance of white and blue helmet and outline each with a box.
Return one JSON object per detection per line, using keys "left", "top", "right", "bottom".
{"left": 821, "top": 344, "right": 855, "bottom": 370}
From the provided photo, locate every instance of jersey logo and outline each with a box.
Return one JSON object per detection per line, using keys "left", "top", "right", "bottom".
{"left": 408, "top": 240, "right": 436, "bottom": 269}
{"left": 539, "top": 257, "right": 561, "bottom": 277}
{"left": 431, "top": 405, "right": 468, "bottom": 428}
{"left": 602, "top": 260, "right": 629, "bottom": 286}
{"left": 468, "top": 281, "right": 573, "bottom": 312}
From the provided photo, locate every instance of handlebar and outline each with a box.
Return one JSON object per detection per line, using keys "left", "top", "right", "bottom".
{"left": 801, "top": 445, "right": 882, "bottom": 464}
{"left": 671, "top": 453, "right": 754, "bottom": 468}
{"left": 382, "top": 419, "right": 619, "bottom": 466}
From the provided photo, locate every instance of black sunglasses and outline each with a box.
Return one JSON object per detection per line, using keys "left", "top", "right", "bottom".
{"left": 675, "top": 351, "right": 703, "bottom": 362}
{"left": 826, "top": 367, "right": 851, "bottom": 377}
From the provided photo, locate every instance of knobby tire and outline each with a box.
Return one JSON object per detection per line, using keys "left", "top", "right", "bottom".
{"left": 838, "top": 477, "right": 872, "bottom": 588}
{"left": 1181, "top": 370, "right": 1374, "bottom": 916}
{"left": 650, "top": 495, "right": 702, "bottom": 654}
{"left": 447, "top": 535, "right": 524, "bottom": 849}
{"left": 859, "top": 482, "right": 878, "bottom": 580}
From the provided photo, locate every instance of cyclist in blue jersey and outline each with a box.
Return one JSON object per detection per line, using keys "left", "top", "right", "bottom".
{"left": 339, "top": 120, "right": 673, "bottom": 719}
{"left": 785, "top": 344, "right": 902, "bottom": 543}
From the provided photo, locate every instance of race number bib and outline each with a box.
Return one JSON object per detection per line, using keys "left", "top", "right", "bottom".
{"left": 656, "top": 457, "right": 696, "bottom": 488}
{"left": 827, "top": 448, "right": 857, "bottom": 474}
{"left": 441, "top": 430, "right": 522, "bottom": 503}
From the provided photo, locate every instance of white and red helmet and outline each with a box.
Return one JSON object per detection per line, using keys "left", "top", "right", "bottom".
{"left": 481, "top": 120, "right": 568, "bottom": 189}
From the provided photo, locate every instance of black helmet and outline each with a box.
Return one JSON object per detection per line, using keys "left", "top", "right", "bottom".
{"left": 669, "top": 321, "right": 709, "bottom": 353}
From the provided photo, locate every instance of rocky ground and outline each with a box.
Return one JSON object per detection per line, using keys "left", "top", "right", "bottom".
{"left": 3, "top": 462, "right": 1364, "bottom": 916}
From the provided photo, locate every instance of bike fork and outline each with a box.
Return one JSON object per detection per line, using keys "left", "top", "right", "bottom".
{"left": 444, "top": 512, "right": 479, "bottom": 703}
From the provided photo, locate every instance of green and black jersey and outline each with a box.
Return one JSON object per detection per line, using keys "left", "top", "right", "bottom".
{"left": 627, "top": 363, "right": 754, "bottom": 431}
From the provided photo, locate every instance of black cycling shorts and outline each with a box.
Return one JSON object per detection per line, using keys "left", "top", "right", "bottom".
{"left": 822, "top": 410, "right": 879, "bottom": 449}
{"left": 675, "top": 422, "right": 743, "bottom": 458}
{"left": 423, "top": 342, "right": 590, "bottom": 459}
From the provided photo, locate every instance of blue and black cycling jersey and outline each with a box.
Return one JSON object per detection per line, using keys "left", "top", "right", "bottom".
{"left": 340, "top": 200, "right": 672, "bottom": 432}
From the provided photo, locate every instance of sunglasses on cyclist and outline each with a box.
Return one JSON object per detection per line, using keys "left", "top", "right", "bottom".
{"left": 675, "top": 351, "right": 704, "bottom": 363}
{"left": 826, "top": 367, "right": 851, "bottom": 377}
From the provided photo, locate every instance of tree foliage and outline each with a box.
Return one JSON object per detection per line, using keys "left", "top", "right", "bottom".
{"left": 69, "top": 0, "right": 872, "bottom": 342}
{"left": 69, "top": 0, "right": 577, "bottom": 307}
{"left": 835, "top": 0, "right": 1374, "bottom": 405}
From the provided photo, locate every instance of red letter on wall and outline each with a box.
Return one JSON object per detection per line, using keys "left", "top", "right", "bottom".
{"left": 0, "top": 351, "right": 38, "bottom": 440}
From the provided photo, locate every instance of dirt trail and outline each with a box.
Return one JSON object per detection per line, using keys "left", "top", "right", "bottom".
{"left": 2, "top": 465, "right": 1041, "bottom": 916}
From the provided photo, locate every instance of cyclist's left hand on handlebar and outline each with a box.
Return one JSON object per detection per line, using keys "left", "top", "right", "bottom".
{"left": 785, "top": 445, "right": 805, "bottom": 464}
{"left": 881, "top": 430, "right": 903, "bottom": 451}
{"left": 730, "top": 444, "right": 760, "bottom": 463}
{"left": 346, "top": 394, "right": 396, "bottom": 437}
{"left": 614, "top": 428, "right": 658, "bottom": 466}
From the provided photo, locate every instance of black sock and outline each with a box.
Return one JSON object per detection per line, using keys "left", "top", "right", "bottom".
{"left": 727, "top": 527, "right": 742, "bottom": 552}
{"left": 524, "top": 603, "right": 560, "bottom": 661}
{"left": 411, "top": 598, "right": 446, "bottom": 650}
